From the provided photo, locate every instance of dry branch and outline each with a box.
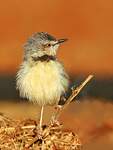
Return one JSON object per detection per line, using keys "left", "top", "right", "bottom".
{"left": 51, "top": 75, "right": 94, "bottom": 122}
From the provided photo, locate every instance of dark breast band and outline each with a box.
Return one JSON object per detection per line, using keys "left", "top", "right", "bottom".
{"left": 32, "top": 55, "right": 56, "bottom": 62}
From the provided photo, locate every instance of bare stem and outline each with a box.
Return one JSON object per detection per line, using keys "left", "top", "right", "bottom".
{"left": 52, "top": 75, "right": 94, "bottom": 121}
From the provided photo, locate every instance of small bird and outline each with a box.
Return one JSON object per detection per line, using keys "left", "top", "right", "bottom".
{"left": 16, "top": 32, "right": 69, "bottom": 128}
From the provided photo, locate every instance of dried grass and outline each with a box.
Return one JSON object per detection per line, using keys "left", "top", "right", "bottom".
{"left": 0, "top": 113, "right": 81, "bottom": 150}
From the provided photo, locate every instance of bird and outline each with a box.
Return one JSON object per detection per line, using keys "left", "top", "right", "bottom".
{"left": 16, "top": 32, "right": 69, "bottom": 128}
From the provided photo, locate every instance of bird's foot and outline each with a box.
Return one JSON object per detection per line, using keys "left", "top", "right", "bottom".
{"left": 50, "top": 117, "right": 60, "bottom": 127}
{"left": 36, "top": 125, "right": 43, "bottom": 138}
{"left": 50, "top": 105, "right": 63, "bottom": 127}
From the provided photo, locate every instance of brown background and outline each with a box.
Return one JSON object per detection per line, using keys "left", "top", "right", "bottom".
{"left": 0, "top": 0, "right": 113, "bottom": 76}
{"left": 0, "top": 1, "right": 113, "bottom": 149}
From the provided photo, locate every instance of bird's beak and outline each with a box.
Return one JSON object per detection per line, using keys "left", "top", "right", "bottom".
{"left": 53, "top": 38, "right": 68, "bottom": 46}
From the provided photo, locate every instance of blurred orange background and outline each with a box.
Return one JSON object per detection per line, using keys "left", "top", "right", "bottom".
{"left": 0, "top": 1, "right": 113, "bottom": 149}
{"left": 0, "top": 0, "right": 113, "bottom": 76}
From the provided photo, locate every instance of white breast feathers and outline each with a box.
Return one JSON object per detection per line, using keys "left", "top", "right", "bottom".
{"left": 16, "top": 60, "right": 69, "bottom": 106}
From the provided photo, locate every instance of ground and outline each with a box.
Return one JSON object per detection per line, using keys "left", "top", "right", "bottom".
{"left": 0, "top": 99, "right": 113, "bottom": 149}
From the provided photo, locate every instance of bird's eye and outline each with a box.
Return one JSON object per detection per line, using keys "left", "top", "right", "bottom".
{"left": 45, "top": 43, "right": 51, "bottom": 47}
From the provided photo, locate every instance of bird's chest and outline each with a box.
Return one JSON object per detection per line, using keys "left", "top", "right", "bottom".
{"left": 26, "top": 62, "right": 62, "bottom": 88}
{"left": 18, "top": 61, "right": 68, "bottom": 105}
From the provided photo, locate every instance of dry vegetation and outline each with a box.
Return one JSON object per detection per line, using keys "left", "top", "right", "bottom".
{"left": 0, "top": 99, "right": 113, "bottom": 150}
{"left": 1, "top": 99, "right": 113, "bottom": 150}
{"left": 0, "top": 114, "right": 81, "bottom": 150}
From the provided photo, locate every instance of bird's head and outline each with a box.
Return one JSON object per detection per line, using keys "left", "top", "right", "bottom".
{"left": 23, "top": 32, "right": 68, "bottom": 62}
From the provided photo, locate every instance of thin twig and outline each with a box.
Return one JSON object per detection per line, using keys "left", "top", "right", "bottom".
{"left": 52, "top": 75, "right": 94, "bottom": 121}
{"left": 0, "top": 125, "right": 36, "bottom": 132}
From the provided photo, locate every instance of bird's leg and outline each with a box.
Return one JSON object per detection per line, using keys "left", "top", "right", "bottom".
{"left": 50, "top": 96, "right": 66, "bottom": 125}
{"left": 50, "top": 105, "right": 62, "bottom": 126}
{"left": 39, "top": 106, "right": 44, "bottom": 129}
